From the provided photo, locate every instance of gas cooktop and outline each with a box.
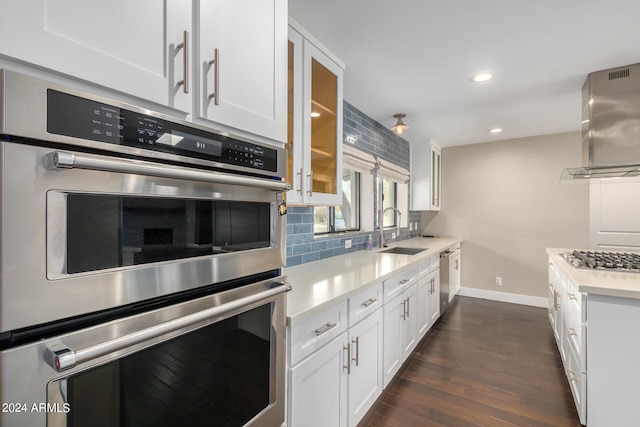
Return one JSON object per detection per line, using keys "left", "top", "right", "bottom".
{"left": 562, "top": 250, "right": 640, "bottom": 273}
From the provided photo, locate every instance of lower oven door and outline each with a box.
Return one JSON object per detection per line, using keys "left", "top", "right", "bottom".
{"left": 0, "top": 278, "right": 290, "bottom": 427}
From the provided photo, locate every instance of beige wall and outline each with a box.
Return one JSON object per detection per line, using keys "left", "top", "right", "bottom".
{"left": 421, "top": 131, "right": 589, "bottom": 298}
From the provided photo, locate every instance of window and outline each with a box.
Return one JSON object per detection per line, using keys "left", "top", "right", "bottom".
{"left": 314, "top": 168, "right": 360, "bottom": 234}
{"left": 377, "top": 158, "right": 410, "bottom": 230}
{"left": 381, "top": 178, "right": 397, "bottom": 227}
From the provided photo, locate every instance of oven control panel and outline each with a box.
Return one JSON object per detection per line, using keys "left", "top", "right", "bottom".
{"left": 46, "top": 89, "right": 278, "bottom": 173}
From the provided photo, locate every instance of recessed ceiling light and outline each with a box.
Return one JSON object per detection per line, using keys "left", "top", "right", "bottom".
{"left": 310, "top": 112, "right": 321, "bottom": 118}
{"left": 473, "top": 73, "right": 493, "bottom": 83}
{"left": 489, "top": 128, "right": 502, "bottom": 134}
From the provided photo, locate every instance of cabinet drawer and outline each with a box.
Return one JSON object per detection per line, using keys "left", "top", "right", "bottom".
{"left": 417, "top": 258, "right": 431, "bottom": 278}
{"left": 565, "top": 282, "right": 584, "bottom": 321}
{"left": 289, "top": 300, "right": 348, "bottom": 366}
{"left": 417, "top": 254, "right": 439, "bottom": 278}
{"left": 348, "top": 283, "right": 383, "bottom": 327}
{"left": 383, "top": 267, "right": 416, "bottom": 303}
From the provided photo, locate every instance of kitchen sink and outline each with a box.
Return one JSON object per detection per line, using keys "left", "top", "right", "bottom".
{"left": 379, "top": 247, "right": 427, "bottom": 255}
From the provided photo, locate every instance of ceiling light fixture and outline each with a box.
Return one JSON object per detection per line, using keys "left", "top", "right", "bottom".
{"left": 473, "top": 72, "right": 493, "bottom": 83}
{"left": 489, "top": 127, "right": 503, "bottom": 134}
{"left": 391, "top": 113, "right": 410, "bottom": 135}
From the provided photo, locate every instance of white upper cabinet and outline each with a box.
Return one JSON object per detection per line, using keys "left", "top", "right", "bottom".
{"left": 0, "top": 0, "right": 287, "bottom": 144}
{"left": 287, "top": 23, "right": 344, "bottom": 205}
{"left": 0, "top": 0, "right": 192, "bottom": 113}
{"left": 411, "top": 141, "right": 441, "bottom": 211}
{"left": 195, "top": 0, "right": 287, "bottom": 143}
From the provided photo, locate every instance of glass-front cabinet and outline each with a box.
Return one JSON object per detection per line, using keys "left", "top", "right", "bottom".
{"left": 287, "top": 24, "right": 344, "bottom": 205}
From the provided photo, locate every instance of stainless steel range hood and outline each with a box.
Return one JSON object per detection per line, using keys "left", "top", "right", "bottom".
{"left": 561, "top": 62, "right": 640, "bottom": 182}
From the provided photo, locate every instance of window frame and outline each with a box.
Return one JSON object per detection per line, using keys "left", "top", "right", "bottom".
{"left": 314, "top": 169, "right": 361, "bottom": 235}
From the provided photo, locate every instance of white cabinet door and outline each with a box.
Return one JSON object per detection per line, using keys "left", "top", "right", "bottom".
{"left": 289, "top": 332, "right": 348, "bottom": 427}
{"left": 383, "top": 294, "right": 403, "bottom": 387}
{"left": 196, "top": 0, "right": 287, "bottom": 143}
{"left": 347, "top": 308, "right": 383, "bottom": 427}
{"left": 401, "top": 283, "right": 418, "bottom": 360}
{"left": 449, "top": 250, "right": 460, "bottom": 301}
{"left": 0, "top": 0, "right": 192, "bottom": 113}
{"left": 286, "top": 25, "right": 344, "bottom": 205}
{"left": 428, "top": 269, "right": 441, "bottom": 327}
{"left": 416, "top": 276, "right": 430, "bottom": 339}
{"left": 383, "top": 283, "right": 418, "bottom": 387}
{"left": 410, "top": 142, "right": 441, "bottom": 211}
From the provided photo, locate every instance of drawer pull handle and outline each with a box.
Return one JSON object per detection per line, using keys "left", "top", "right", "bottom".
{"left": 568, "top": 293, "right": 577, "bottom": 301}
{"left": 343, "top": 343, "right": 351, "bottom": 374}
{"left": 352, "top": 337, "right": 359, "bottom": 367}
{"left": 176, "top": 30, "right": 189, "bottom": 93}
{"left": 208, "top": 48, "right": 220, "bottom": 104}
{"left": 568, "top": 371, "right": 578, "bottom": 382}
{"left": 315, "top": 322, "right": 337, "bottom": 336}
{"left": 568, "top": 327, "right": 577, "bottom": 336}
{"left": 399, "top": 279, "right": 410, "bottom": 284}
{"left": 361, "top": 298, "right": 378, "bottom": 308}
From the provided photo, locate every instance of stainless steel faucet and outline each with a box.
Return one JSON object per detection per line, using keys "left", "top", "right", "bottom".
{"left": 380, "top": 206, "right": 402, "bottom": 247}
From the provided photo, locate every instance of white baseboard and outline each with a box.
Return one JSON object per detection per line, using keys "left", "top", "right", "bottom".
{"left": 456, "top": 287, "right": 547, "bottom": 308}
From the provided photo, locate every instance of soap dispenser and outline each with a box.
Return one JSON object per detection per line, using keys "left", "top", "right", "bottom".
{"left": 366, "top": 234, "right": 373, "bottom": 250}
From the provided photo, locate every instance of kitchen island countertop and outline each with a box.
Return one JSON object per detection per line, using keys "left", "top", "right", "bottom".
{"left": 547, "top": 247, "right": 640, "bottom": 299}
{"left": 285, "top": 236, "right": 462, "bottom": 325}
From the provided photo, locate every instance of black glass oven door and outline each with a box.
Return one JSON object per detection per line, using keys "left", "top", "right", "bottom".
{"left": 47, "top": 301, "right": 282, "bottom": 427}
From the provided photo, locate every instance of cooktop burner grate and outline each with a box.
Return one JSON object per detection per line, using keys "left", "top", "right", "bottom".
{"left": 562, "top": 250, "right": 640, "bottom": 272}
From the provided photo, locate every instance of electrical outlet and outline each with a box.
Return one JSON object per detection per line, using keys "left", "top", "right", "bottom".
{"left": 345, "top": 239, "right": 352, "bottom": 249}
{"left": 409, "top": 223, "right": 414, "bottom": 231}
{"left": 495, "top": 276, "right": 503, "bottom": 286}
{"left": 391, "top": 232, "right": 396, "bottom": 239}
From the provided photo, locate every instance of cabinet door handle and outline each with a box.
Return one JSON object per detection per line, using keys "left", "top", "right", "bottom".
{"left": 554, "top": 291, "right": 560, "bottom": 310}
{"left": 176, "top": 30, "right": 189, "bottom": 93}
{"left": 567, "top": 327, "right": 577, "bottom": 337}
{"left": 401, "top": 299, "right": 407, "bottom": 320}
{"left": 406, "top": 297, "right": 410, "bottom": 317}
{"left": 307, "top": 170, "right": 313, "bottom": 196}
{"left": 352, "top": 337, "right": 359, "bottom": 367}
{"left": 567, "top": 293, "right": 577, "bottom": 301}
{"left": 361, "top": 298, "right": 377, "bottom": 308}
{"left": 568, "top": 371, "right": 578, "bottom": 382}
{"left": 297, "top": 168, "right": 304, "bottom": 195}
{"left": 343, "top": 343, "right": 351, "bottom": 375}
{"left": 207, "top": 48, "right": 220, "bottom": 105}
{"left": 455, "top": 259, "right": 459, "bottom": 270}
{"left": 314, "top": 322, "right": 337, "bottom": 336}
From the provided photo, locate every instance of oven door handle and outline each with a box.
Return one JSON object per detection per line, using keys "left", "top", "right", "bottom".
{"left": 45, "top": 282, "right": 292, "bottom": 373}
{"left": 45, "top": 150, "right": 290, "bottom": 191}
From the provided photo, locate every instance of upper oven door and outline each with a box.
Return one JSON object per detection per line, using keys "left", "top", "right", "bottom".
{"left": 0, "top": 141, "right": 287, "bottom": 332}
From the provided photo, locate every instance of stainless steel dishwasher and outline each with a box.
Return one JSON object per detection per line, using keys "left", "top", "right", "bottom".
{"left": 439, "top": 250, "right": 451, "bottom": 314}
{"left": 440, "top": 247, "right": 461, "bottom": 315}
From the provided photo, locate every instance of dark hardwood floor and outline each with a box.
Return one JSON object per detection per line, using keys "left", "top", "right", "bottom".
{"left": 358, "top": 296, "right": 582, "bottom": 427}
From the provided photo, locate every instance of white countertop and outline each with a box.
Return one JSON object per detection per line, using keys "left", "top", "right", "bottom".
{"left": 285, "top": 236, "right": 462, "bottom": 325}
{"left": 547, "top": 248, "right": 640, "bottom": 299}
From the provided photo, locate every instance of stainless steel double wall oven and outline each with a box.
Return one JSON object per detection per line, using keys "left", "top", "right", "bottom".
{"left": 0, "top": 70, "right": 290, "bottom": 426}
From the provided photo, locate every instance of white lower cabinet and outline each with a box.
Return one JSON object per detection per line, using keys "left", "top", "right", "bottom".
{"left": 548, "top": 256, "right": 586, "bottom": 425}
{"left": 427, "top": 268, "right": 441, "bottom": 329}
{"left": 288, "top": 284, "right": 383, "bottom": 427}
{"left": 383, "top": 282, "right": 418, "bottom": 387}
{"left": 417, "top": 255, "right": 441, "bottom": 339}
{"left": 289, "top": 332, "right": 348, "bottom": 427}
{"left": 346, "top": 308, "right": 383, "bottom": 427}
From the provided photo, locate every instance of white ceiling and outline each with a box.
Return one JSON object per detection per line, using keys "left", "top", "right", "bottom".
{"left": 289, "top": 0, "right": 640, "bottom": 148}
